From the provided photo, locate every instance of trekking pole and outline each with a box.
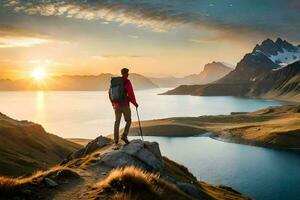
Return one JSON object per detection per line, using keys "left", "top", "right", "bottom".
{"left": 136, "top": 107, "right": 144, "bottom": 141}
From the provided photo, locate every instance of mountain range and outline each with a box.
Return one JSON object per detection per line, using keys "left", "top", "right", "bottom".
{"left": 0, "top": 73, "right": 159, "bottom": 91}
{"left": 0, "top": 63, "right": 233, "bottom": 90}
{"left": 164, "top": 38, "right": 300, "bottom": 102}
{"left": 150, "top": 62, "right": 233, "bottom": 87}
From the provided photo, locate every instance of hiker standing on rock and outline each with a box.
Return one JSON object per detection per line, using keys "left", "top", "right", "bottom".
{"left": 109, "top": 68, "right": 138, "bottom": 146}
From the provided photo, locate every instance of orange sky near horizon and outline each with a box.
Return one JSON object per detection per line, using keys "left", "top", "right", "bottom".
{"left": 0, "top": 33, "right": 254, "bottom": 80}
{"left": 1, "top": 0, "right": 299, "bottom": 80}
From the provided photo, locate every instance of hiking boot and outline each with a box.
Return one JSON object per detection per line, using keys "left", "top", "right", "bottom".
{"left": 121, "top": 135, "right": 130, "bottom": 144}
{"left": 112, "top": 144, "right": 120, "bottom": 150}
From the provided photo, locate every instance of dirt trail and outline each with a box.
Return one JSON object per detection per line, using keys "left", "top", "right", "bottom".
{"left": 51, "top": 164, "right": 111, "bottom": 200}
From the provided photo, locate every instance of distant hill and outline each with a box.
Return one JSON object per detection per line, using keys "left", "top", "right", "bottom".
{"left": 149, "top": 76, "right": 183, "bottom": 88}
{"left": 0, "top": 113, "right": 81, "bottom": 176}
{"left": 0, "top": 73, "right": 159, "bottom": 91}
{"left": 150, "top": 61, "right": 233, "bottom": 87}
{"left": 184, "top": 62, "right": 233, "bottom": 84}
{"left": 164, "top": 38, "right": 300, "bottom": 102}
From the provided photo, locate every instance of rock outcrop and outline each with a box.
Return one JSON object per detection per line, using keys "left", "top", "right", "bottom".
{"left": 60, "top": 137, "right": 249, "bottom": 199}
{"left": 62, "top": 136, "right": 113, "bottom": 163}
{"left": 64, "top": 137, "right": 164, "bottom": 173}
{"left": 100, "top": 140, "right": 164, "bottom": 173}
{"left": 0, "top": 135, "right": 250, "bottom": 200}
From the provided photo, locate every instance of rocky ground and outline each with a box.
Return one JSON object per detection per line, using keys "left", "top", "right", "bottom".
{"left": 0, "top": 136, "right": 250, "bottom": 200}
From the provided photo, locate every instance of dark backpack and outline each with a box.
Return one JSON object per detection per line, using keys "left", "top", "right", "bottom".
{"left": 109, "top": 77, "right": 127, "bottom": 104}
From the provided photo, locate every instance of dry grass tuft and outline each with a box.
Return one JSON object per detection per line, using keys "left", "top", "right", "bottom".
{"left": 0, "top": 166, "right": 80, "bottom": 196}
{"left": 87, "top": 166, "right": 194, "bottom": 200}
{"left": 65, "top": 152, "right": 101, "bottom": 169}
{"left": 90, "top": 166, "right": 161, "bottom": 200}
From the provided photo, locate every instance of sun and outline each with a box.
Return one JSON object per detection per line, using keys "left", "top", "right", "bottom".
{"left": 32, "top": 68, "right": 47, "bottom": 81}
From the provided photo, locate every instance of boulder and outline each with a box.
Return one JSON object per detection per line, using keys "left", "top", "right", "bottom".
{"left": 100, "top": 151, "right": 151, "bottom": 171}
{"left": 143, "top": 141, "right": 162, "bottom": 159}
{"left": 100, "top": 139, "right": 164, "bottom": 172}
{"left": 61, "top": 136, "right": 112, "bottom": 164}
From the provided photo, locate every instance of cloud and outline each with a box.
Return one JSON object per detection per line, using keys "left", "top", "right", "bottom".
{"left": 92, "top": 54, "right": 150, "bottom": 60}
{"left": 0, "top": 25, "right": 51, "bottom": 48}
{"left": 3, "top": 0, "right": 300, "bottom": 41}
{"left": 128, "top": 35, "right": 139, "bottom": 39}
{"left": 189, "top": 39, "right": 211, "bottom": 44}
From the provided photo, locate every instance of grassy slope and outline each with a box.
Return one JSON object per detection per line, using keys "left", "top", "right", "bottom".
{"left": 0, "top": 140, "right": 249, "bottom": 200}
{"left": 262, "top": 72, "right": 300, "bottom": 102}
{"left": 0, "top": 113, "right": 81, "bottom": 177}
{"left": 130, "top": 105, "right": 300, "bottom": 148}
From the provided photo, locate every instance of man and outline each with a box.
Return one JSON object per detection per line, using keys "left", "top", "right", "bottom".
{"left": 109, "top": 68, "right": 138, "bottom": 146}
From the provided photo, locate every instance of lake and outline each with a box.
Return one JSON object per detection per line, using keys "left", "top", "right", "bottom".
{"left": 0, "top": 89, "right": 297, "bottom": 200}
{"left": 0, "top": 88, "right": 284, "bottom": 138}
{"left": 130, "top": 136, "right": 300, "bottom": 200}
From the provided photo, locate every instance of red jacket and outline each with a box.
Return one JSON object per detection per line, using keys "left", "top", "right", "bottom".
{"left": 112, "top": 78, "right": 138, "bottom": 109}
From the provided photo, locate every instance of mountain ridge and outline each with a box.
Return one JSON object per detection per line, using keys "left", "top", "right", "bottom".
{"left": 164, "top": 38, "right": 300, "bottom": 102}
{"left": 184, "top": 61, "right": 233, "bottom": 84}
{"left": 0, "top": 73, "right": 158, "bottom": 91}
{"left": 150, "top": 61, "right": 233, "bottom": 87}
{"left": 253, "top": 38, "right": 300, "bottom": 66}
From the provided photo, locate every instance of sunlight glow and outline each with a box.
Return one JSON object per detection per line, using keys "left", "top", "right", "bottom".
{"left": 0, "top": 37, "right": 49, "bottom": 48}
{"left": 32, "top": 68, "right": 47, "bottom": 81}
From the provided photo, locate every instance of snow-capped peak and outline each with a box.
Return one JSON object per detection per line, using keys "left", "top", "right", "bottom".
{"left": 253, "top": 38, "right": 300, "bottom": 67}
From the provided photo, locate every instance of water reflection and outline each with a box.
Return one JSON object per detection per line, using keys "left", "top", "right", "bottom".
{"left": 34, "top": 91, "right": 45, "bottom": 122}
{"left": 0, "top": 89, "right": 285, "bottom": 138}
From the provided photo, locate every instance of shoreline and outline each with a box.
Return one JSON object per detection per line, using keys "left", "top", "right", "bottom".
{"left": 210, "top": 134, "right": 300, "bottom": 152}
{"left": 129, "top": 131, "right": 300, "bottom": 151}
{"left": 161, "top": 91, "right": 300, "bottom": 104}
{"left": 128, "top": 104, "right": 300, "bottom": 150}
{"left": 68, "top": 132, "right": 300, "bottom": 152}
{"left": 67, "top": 130, "right": 300, "bottom": 153}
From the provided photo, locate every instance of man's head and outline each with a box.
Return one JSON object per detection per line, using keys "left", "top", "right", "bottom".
{"left": 121, "top": 68, "right": 129, "bottom": 78}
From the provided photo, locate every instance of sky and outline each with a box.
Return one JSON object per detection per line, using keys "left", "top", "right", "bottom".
{"left": 0, "top": 0, "right": 300, "bottom": 79}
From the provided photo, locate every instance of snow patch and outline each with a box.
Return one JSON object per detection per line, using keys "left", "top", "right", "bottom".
{"left": 269, "top": 48, "right": 300, "bottom": 67}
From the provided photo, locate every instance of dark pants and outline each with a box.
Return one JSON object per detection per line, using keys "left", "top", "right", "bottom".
{"left": 114, "top": 106, "right": 131, "bottom": 144}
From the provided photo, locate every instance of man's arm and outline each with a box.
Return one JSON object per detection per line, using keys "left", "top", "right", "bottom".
{"left": 125, "top": 80, "right": 138, "bottom": 107}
